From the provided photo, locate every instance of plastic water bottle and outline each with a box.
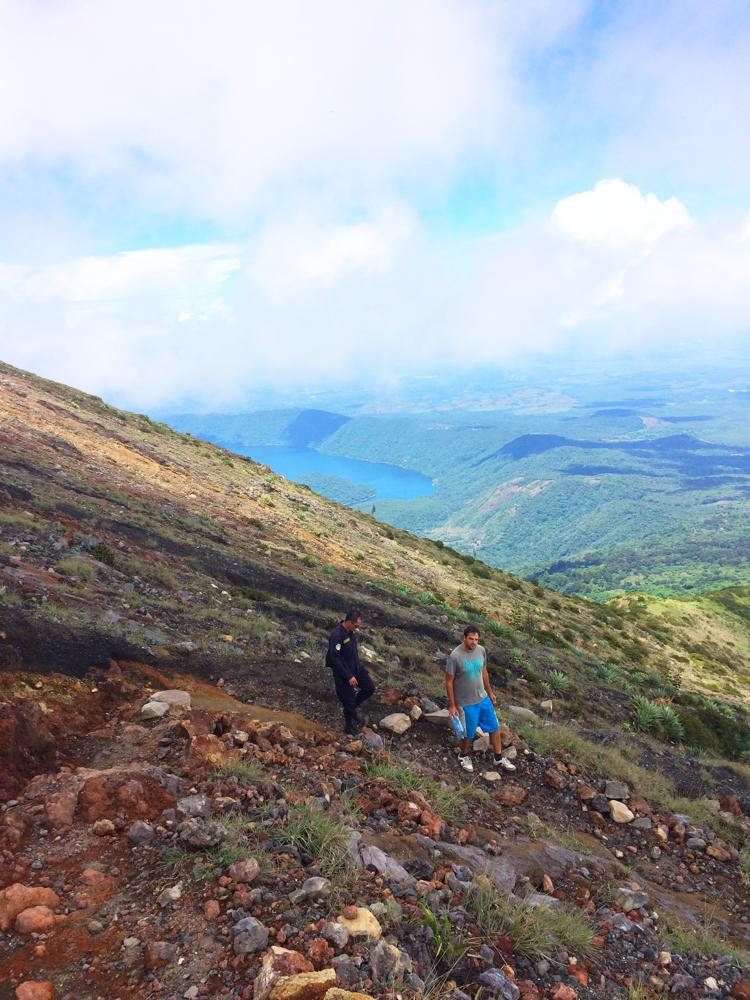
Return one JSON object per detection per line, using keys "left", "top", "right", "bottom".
{"left": 450, "top": 713, "right": 464, "bottom": 739}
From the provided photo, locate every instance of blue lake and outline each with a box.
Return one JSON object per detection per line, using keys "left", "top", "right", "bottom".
{"left": 241, "top": 445, "right": 433, "bottom": 501}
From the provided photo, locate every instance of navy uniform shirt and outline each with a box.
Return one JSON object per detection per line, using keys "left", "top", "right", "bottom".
{"left": 326, "top": 623, "right": 361, "bottom": 680}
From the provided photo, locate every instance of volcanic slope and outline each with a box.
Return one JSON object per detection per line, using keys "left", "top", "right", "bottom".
{"left": 1, "top": 361, "right": 750, "bottom": 998}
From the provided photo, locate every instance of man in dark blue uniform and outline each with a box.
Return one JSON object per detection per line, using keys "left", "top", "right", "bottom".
{"left": 326, "top": 608, "right": 375, "bottom": 736}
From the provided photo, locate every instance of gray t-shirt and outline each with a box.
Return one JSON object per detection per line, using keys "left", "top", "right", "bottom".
{"left": 445, "top": 643, "right": 487, "bottom": 708}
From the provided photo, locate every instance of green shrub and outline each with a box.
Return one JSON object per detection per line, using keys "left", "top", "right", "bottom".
{"left": 631, "top": 696, "right": 685, "bottom": 742}
{"left": 56, "top": 556, "right": 96, "bottom": 581}
{"left": 548, "top": 669, "right": 570, "bottom": 693}
{"left": 88, "top": 543, "right": 119, "bottom": 568}
{"left": 466, "top": 878, "right": 595, "bottom": 960}
{"left": 283, "top": 803, "right": 351, "bottom": 877}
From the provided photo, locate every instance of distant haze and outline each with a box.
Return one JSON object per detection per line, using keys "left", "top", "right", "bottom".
{"left": 0, "top": 2, "right": 749, "bottom": 408}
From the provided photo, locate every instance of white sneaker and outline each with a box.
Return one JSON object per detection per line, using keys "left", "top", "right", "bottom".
{"left": 458, "top": 754, "right": 474, "bottom": 772}
{"left": 495, "top": 756, "right": 516, "bottom": 772}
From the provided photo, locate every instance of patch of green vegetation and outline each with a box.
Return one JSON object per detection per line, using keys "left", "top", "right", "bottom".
{"left": 547, "top": 669, "right": 570, "bottom": 693}
{"left": 210, "top": 759, "right": 263, "bottom": 785}
{"left": 365, "top": 759, "right": 465, "bottom": 823}
{"left": 466, "top": 877, "right": 595, "bottom": 961}
{"left": 162, "top": 811, "right": 271, "bottom": 884}
{"left": 420, "top": 904, "right": 471, "bottom": 965}
{"left": 282, "top": 803, "right": 352, "bottom": 877}
{"left": 0, "top": 510, "right": 37, "bottom": 529}
{"left": 664, "top": 912, "right": 749, "bottom": 966}
{"left": 631, "top": 696, "right": 685, "bottom": 742}
{"left": 88, "top": 543, "right": 119, "bottom": 567}
{"left": 55, "top": 556, "right": 96, "bottom": 581}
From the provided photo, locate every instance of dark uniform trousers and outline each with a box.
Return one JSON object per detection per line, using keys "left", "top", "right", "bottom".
{"left": 334, "top": 667, "right": 375, "bottom": 732}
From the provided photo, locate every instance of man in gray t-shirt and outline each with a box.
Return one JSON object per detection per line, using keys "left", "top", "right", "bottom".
{"left": 445, "top": 624, "right": 516, "bottom": 774}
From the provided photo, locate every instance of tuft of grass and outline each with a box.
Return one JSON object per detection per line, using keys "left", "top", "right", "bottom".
{"left": 631, "top": 696, "right": 685, "bottom": 741}
{"left": 548, "top": 669, "right": 570, "bottom": 693}
{"left": 664, "top": 912, "right": 749, "bottom": 966}
{"left": 365, "top": 759, "right": 465, "bottom": 824}
{"left": 527, "top": 816, "right": 592, "bottom": 855}
{"left": 420, "top": 904, "right": 472, "bottom": 965}
{"left": 283, "top": 803, "right": 352, "bottom": 877}
{"left": 466, "top": 876, "right": 595, "bottom": 961}
{"left": 162, "top": 811, "right": 271, "bottom": 884}
{"left": 210, "top": 758, "right": 263, "bottom": 785}
{"left": 56, "top": 556, "right": 96, "bottom": 581}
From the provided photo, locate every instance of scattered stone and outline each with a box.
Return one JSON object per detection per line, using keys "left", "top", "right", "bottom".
{"left": 482, "top": 771, "right": 502, "bottom": 783}
{"left": 409, "top": 704, "right": 422, "bottom": 720}
{"left": 232, "top": 915, "right": 269, "bottom": 956}
{"left": 370, "top": 939, "right": 408, "bottom": 985}
{"left": 289, "top": 876, "right": 331, "bottom": 903}
{"left": 550, "top": 987, "right": 577, "bottom": 1000}
{"left": 337, "top": 906, "right": 382, "bottom": 941}
{"left": 544, "top": 769, "right": 568, "bottom": 791}
{"left": 358, "top": 844, "right": 412, "bottom": 883}
{"left": 178, "top": 817, "right": 225, "bottom": 848}
{"left": 229, "top": 857, "right": 261, "bottom": 884}
{"left": 177, "top": 793, "right": 212, "bottom": 818}
{"left": 360, "top": 732, "right": 384, "bottom": 754}
{"left": 424, "top": 709, "right": 452, "bottom": 728}
{"left": 322, "top": 922, "right": 350, "bottom": 950}
{"left": 267, "top": 970, "right": 336, "bottom": 1000}
{"left": 478, "top": 968, "right": 520, "bottom": 1000}
{"left": 93, "top": 818, "right": 116, "bottom": 836}
{"left": 539, "top": 700, "right": 553, "bottom": 712}
{"left": 157, "top": 882, "right": 183, "bottom": 907}
{"left": 0, "top": 885, "right": 60, "bottom": 931}
{"left": 151, "top": 689, "right": 192, "bottom": 708}
{"left": 507, "top": 705, "right": 539, "bottom": 722}
{"left": 496, "top": 783, "right": 528, "bottom": 806}
{"left": 15, "top": 984, "right": 54, "bottom": 1000}
{"left": 141, "top": 701, "right": 170, "bottom": 720}
{"left": 609, "top": 800, "right": 635, "bottom": 824}
{"left": 15, "top": 906, "right": 57, "bottom": 934}
{"left": 605, "top": 780, "right": 630, "bottom": 800}
{"left": 127, "top": 819, "right": 155, "bottom": 845}
{"left": 379, "top": 713, "right": 411, "bottom": 735}
{"left": 253, "top": 946, "right": 314, "bottom": 1000}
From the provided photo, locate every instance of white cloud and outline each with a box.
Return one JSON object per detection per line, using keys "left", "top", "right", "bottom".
{"left": 551, "top": 179, "right": 691, "bottom": 247}
{"left": 0, "top": 0, "right": 583, "bottom": 220}
{"left": 3, "top": 181, "right": 749, "bottom": 408}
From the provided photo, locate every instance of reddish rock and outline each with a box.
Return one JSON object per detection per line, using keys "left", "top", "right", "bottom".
{"left": 730, "top": 983, "right": 750, "bottom": 999}
{"left": 0, "top": 700, "right": 57, "bottom": 799}
{"left": 144, "top": 940, "right": 177, "bottom": 969}
{"left": 576, "top": 783, "right": 597, "bottom": 801}
{"left": 306, "top": 936, "right": 334, "bottom": 968}
{"left": 15, "top": 905, "right": 57, "bottom": 934}
{"left": 706, "top": 843, "right": 731, "bottom": 862}
{"left": 517, "top": 981, "right": 540, "bottom": 1000}
{"left": 379, "top": 688, "right": 403, "bottom": 706}
{"left": 550, "top": 986, "right": 577, "bottom": 1000}
{"left": 544, "top": 769, "right": 568, "bottom": 791}
{"left": 418, "top": 809, "right": 443, "bottom": 839}
{"left": 457, "top": 826, "right": 475, "bottom": 845}
{"left": 44, "top": 785, "right": 80, "bottom": 829}
{"left": 407, "top": 790, "right": 430, "bottom": 810}
{"left": 497, "top": 784, "right": 528, "bottom": 806}
{"left": 204, "top": 899, "right": 221, "bottom": 920}
{"left": 570, "top": 967, "right": 588, "bottom": 987}
{"left": 253, "top": 946, "right": 315, "bottom": 1000}
{"left": 77, "top": 766, "right": 175, "bottom": 822}
{"left": 628, "top": 793, "right": 651, "bottom": 816}
{"left": 499, "top": 725, "right": 513, "bottom": 748}
{"left": 15, "top": 983, "right": 54, "bottom": 1000}
{"left": 0, "top": 885, "right": 60, "bottom": 932}
{"left": 720, "top": 795, "right": 743, "bottom": 816}
{"left": 396, "top": 801, "right": 421, "bottom": 822}
{"left": 229, "top": 858, "right": 260, "bottom": 884}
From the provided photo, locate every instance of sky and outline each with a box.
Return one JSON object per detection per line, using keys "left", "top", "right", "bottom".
{"left": 0, "top": 0, "right": 749, "bottom": 409}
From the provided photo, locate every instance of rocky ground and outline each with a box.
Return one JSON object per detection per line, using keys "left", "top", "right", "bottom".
{"left": 1, "top": 661, "right": 749, "bottom": 1000}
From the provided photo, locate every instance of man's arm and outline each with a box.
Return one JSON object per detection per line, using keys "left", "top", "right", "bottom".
{"left": 482, "top": 665, "right": 496, "bottom": 703}
{"left": 328, "top": 632, "right": 355, "bottom": 682}
{"left": 445, "top": 672, "right": 459, "bottom": 716}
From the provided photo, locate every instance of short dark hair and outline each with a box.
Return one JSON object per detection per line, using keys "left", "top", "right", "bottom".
{"left": 463, "top": 624, "right": 481, "bottom": 638}
{"left": 345, "top": 608, "right": 363, "bottom": 623}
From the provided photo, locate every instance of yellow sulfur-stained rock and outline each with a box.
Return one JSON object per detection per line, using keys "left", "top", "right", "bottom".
{"left": 336, "top": 907, "right": 382, "bottom": 941}
{"left": 268, "top": 969, "right": 337, "bottom": 1000}
{"left": 324, "top": 991, "right": 374, "bottom": 1000}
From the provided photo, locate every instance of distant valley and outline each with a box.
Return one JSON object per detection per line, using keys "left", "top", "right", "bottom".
{"left": 167, "top": 364, "right": 750, "bottom": 600}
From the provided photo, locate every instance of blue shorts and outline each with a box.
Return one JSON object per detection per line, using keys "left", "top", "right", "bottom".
{"left": 460, "top": 696, "right": 499, "bottom": 740}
